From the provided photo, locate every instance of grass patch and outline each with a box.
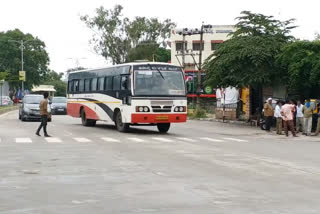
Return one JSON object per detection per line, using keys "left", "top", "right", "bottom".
{"left": 188, "top": 106, "right": 207, "bottom": 119}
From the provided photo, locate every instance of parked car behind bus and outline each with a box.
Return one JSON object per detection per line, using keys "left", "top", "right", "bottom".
{"left": 51, "top": 97, "right": 67, "bottom": 115}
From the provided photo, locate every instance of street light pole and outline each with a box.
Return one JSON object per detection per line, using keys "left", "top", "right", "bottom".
{"left": 20, "top": 40, "right": 24, "bottom": 92}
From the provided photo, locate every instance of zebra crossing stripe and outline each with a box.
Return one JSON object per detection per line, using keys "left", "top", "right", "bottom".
{"left": 200, "top": 137, "right": 224, "bottom": 142}
{"left": 223, "top": 137, "right": 248, "bottom": 142}
{"left": 127, "top": 137, "right": 145, "bottom": 142}
{"left": 152, "top": 137, "right": 173, "bottom": 142}
{"left": 74, "top": 138, "right": 91, "bottom": 143}
{"left": 15, "top": 138, "right": 32, "bottom": 143}
{"left": 45, "top": 138, "right": 62, "bottom": 143}
{"left": 175, "top": 137, "right": 197, "bottom": 142}
{"left": 101, "top": 137, "right": 120, "bottom": 142}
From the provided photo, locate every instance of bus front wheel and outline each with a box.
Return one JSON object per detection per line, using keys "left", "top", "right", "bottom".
{"left": 81, "top": 109, "right": 96, "bottom": 127}
{"left": 115, "top": 111, "right": 129, "bottom": 132}
{"left": 157, "top": 123, "right": 170, "bottom": 133}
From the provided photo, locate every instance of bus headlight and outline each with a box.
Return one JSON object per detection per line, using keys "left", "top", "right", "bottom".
{"left": 174, "top": 106, "right": 186, "bottom": 112}
{"left": 136, "top": 106, "right": 150, "bottom": 112}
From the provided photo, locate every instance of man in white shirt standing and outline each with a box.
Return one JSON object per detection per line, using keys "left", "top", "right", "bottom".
{"left": 296, "top": 100, "right": 304, "bottom": 133}
{"left": 274, "top": 100, "right": 283, "bottom": 135}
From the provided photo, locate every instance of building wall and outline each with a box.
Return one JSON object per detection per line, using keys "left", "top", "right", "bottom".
{"left": 170, "top": 25, "right": 235, "bottom": 69}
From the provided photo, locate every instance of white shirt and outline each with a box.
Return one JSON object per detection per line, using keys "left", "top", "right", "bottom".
{"left": 274, "top": 105, "right": 282, "bottom": 118}
{"left": 296, "top": 104, "right": 304, "bottom": 118}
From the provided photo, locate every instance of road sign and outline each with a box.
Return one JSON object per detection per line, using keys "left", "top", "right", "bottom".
{"left": 19, "top": 71, "right": 26, "bottom": 81}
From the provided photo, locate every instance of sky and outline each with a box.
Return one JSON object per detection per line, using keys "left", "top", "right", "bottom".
{"left": 1, "top": 0, "right": 320, "bottom": 74}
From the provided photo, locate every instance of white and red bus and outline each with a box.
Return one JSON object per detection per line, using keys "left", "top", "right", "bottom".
{"left": 67, "top": 62, "right": 187, "bottom": 133}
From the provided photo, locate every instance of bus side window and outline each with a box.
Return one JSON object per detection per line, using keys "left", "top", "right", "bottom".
{"left": 79, "top": 79, "right": 85, "bottom": 92}
{"left": 85, "top": 79, "right": 91, "bottom": 92}
{"left": 73, "top": 80, "right": 79, "bottom": 92}
{"left": 68, "top": 81, "right": 73, "bottom": 92}
{"left": 91, "top": 78, "right": 98, "bottom": 91}
{"left": 121, "top": 76, "right": 130, "bottom": 90}
{"left": 106, "top": 77, "right": 113, "bottom": 90}
{"left": 113, "top": 76, "right": 120, "bottom": 91}
{"left": 98, "top": 77, "right": 105, "bottom": 91}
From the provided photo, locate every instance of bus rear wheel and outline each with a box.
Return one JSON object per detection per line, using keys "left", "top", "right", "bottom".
{"left": 115, "top": 111, "right": 129, "bottom": 132}
{"left": 157, "top": 123, "right": 170, "bottom": 133}
{"left": 81, "top": 109, "right": 96, "bottom": 127}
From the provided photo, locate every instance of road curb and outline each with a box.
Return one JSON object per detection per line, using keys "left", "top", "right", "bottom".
{"left": 0, "top": 106, "right": 19, "bottom": 117}
{"left": 189, "top": 117, "right": 252, "bottom": 126}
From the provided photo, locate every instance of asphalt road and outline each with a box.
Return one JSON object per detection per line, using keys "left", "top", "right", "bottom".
{"left": 0, "top": 110, "right": 320, "bottom": 214}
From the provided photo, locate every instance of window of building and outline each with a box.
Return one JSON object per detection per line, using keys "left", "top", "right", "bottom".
{"left": 91, "top": 78, "right": 98, "bottom": 91}
{"left": 85, "top": 79, "right": 91, "bottom": 92}
{"left": 211, "top": 40, "right": 223, "bottom": 51}
{"left": 113, "top": 76, "right": 120, "bottom": 90}
{"left": 79, "top": 79, "right": 85, "bottom": 92}
{"left": 106, "top": 77, "right": 113, "bottom": 90}
{"left": 175, "top": 41, "right": 187, "bottom": 51}
{"left": 193, "top": 42, "right": 204, "bottom": 51}
{"left": 98, "top": 77, "right": 105, "bottom": 91}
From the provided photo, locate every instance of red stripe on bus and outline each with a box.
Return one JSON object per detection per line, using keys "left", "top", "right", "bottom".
{"left": 131, "top": 113, "right": 187, "bottom": 123}
{"left": 67, "top": 103, "right": 99, "bottom": 120}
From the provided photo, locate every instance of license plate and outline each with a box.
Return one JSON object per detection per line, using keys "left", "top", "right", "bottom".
{"left": 58, "top": 109, "right": 64, "bottom": 111}
{"left": 156, "top": 116, "right": 168, "bottom": 121}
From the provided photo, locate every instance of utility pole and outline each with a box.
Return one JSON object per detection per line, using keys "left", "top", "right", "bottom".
{"left": 197, "top": 24, "right": 204, "bottom": 109}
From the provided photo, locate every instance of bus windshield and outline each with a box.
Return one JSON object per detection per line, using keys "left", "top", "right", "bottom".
{"left": 134, "top": 70, "right": 185, "bottom": 96}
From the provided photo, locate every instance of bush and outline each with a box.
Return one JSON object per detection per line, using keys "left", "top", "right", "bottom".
{"left": 188, "top": 107, "right": 207, "bottom": 119}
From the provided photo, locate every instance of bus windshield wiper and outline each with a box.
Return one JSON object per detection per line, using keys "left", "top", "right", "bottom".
{"left": 147, "top": 63, "right": 165, "bottom": 80}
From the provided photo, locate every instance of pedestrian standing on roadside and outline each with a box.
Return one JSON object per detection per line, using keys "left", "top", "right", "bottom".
{"left": 302, "top": 99, "right": 314, "bottom": 136}
{"left": 296, "top": 100, "right": 304, "bottom": 133}
{"left": 264, "top": 98, "right": 274, "bottom": 132}
{"left": 274, "top": 100, "right": 283, "bottom": 135}
{"left": 314, "top": 103, "right": 320, "bottom": 136}
{"left": 36, "top": 92, "right": 51, "bottom": 137}
{"left": 281, "top": 101, "right": 297, "bottom": 137}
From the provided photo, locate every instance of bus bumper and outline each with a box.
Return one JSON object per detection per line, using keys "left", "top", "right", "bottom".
{"left": 131, "top": 113, "right": 187, "bottom": 123}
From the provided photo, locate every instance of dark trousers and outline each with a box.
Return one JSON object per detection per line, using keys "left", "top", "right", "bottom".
{"left": 37, "top": 115, "right": 48, "bottom": 135}
{"left": 284, "top": 120, "right": 296, "bottom": 136}
{"left": 266, "top": 116, "right": 273, "bottom": 131}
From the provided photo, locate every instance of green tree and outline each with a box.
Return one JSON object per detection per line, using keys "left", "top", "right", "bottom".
{"left": 204, "top": 11, "right": 296, "bottom": 88}
{"left": 41, "top": 70, "right": 67, "bottom": 97}
{"left": 0, "top": 29, "right": 49, "bottom": 89}
{"left": 81, "top": 5, "right": 175, "bottom": 64}
{"left": 277, "top": 40, "right": 320, "bottom": 97}
{"left": 128, "top": 42, "right": 170, "bottom": 62}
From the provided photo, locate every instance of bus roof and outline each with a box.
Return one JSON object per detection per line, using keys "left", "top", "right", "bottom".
{"left": 68, "top": 62, "right": 181, "bottom": 74}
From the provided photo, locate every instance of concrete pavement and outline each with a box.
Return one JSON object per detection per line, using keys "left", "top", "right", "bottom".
{"left": 0, "top": 110, "right": 320, "bottom": 214}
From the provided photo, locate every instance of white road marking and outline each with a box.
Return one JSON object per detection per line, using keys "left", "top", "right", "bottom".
{"left": 223, "top": 137, "right": 248, "bottom": 142}
{"left": 15, "top": 138, "right": 32, "bottom": 143}
{"left": 101, "top": 137, "right": 120, "bottom": 143}
{"left": 73, "top": 138, "right": 91, "bottom": 143}
{"left": 45, "top": 138, "right": 62, "bottom": 143}
{"left": 0, "top": 138, "right": 1, "bottom": 143}
{"left": 200, "top": 137, "right": 225, "bottom": 142}
{"left": 175, "top": 137, "right": 197, "bottom": 142}
{"left": 128, "top": 137, "right": 145, "bottom": 142}
{"left": 152, "top": 137, "right": 173, "bottom": 142}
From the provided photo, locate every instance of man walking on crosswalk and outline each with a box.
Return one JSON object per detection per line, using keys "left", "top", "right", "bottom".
{"left": 36, "top": 92, "right": 51, "bottom": 137}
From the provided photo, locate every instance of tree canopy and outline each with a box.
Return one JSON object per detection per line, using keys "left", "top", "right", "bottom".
{"left": 41, "top": 70, "right": 67, "bottom": 97}
{"left": 277, "top": 40, "right": 320, "bottom": 91}
{"left": 0, "top": 29, "right": 49, "bottom": 89}
{"left": 204, "top": 11, "right": 296, "bottom": 88}
{"left": 81, "top": 5, "right": 175, "bottom": 64}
